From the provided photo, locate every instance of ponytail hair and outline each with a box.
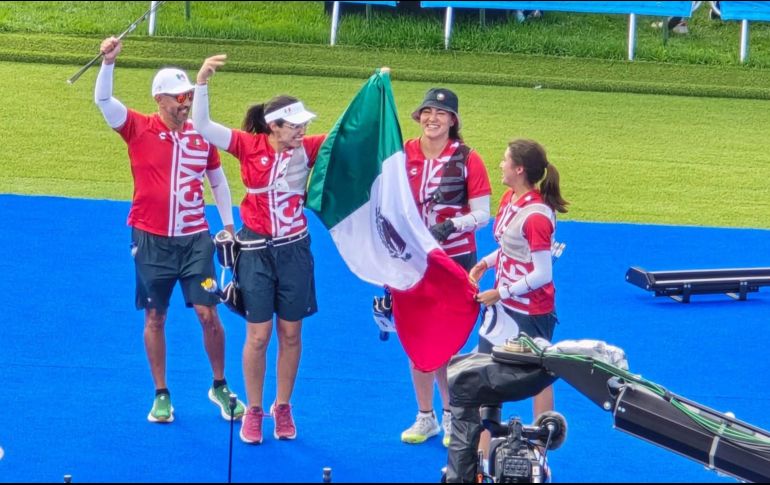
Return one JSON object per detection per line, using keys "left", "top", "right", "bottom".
{"left": 449, "top": 116, "right": 463, "bottom": 142}
{"left": 241, "top": 95, "right": 300, "bottom": 135}
{"left": 507, "top": 139, "right": 569, "bottom": 214}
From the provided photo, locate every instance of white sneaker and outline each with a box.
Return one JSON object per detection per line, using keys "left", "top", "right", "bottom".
{"left": 441, "top": 410, "right": 452, "bottom": 447}
{"left": 401, "top": 411, "right": 440, "bottom": 444}
{"left": 672, "top": 23, "right": 689, "bottom": 34}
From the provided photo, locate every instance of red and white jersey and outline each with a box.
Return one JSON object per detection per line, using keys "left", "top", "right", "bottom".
{"left": 118, "top": 110, "right": 221, "bottom": 237}
{"left": 493, "top": 189, "right": 555, "bottom": 315}
{"left": 404, "top": 138, "right": 491, "bottom": 257}
{"left": 227, "top": 131, "right": 326, "bottom": 237}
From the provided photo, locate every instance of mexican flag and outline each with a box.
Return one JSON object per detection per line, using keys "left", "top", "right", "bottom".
{"left": 306, "top": 69, "right": 479, "bottom": 372}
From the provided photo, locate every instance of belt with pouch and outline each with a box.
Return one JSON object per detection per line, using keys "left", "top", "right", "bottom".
{"left": 237, "top": 230, "right": 308, "bottom": 251}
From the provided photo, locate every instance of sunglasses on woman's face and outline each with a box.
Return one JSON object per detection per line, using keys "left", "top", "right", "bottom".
{"left": 166, "top": 91, "right": 194, "bottom": 103}
{"left": 284, "top": 121, "right": 310, "bottom": 130}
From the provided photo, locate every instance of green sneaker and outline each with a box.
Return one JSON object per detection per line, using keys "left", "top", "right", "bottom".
{"left": 147, "top": 393, "right": 174, "bottom": 423}
{"left": 208, "top": 383, "right": 246, "bottom": 420}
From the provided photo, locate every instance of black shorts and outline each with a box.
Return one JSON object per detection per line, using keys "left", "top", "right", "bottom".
{"left": 478, "top": 309, "right": 558, "bottom": 354}
{"left": 235, "top": 226, "right": 317, "bottom": 323}
{"left": 131, "top": 228, "right": 218, "bottom": 310}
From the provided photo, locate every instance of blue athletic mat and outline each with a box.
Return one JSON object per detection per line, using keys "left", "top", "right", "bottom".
{"left": 1, "top": 194, "right": 768, "bottom": 483}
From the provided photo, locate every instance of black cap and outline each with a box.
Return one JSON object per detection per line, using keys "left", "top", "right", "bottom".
{"left": 411, "top": 88, "right": 461, "bottom": 129}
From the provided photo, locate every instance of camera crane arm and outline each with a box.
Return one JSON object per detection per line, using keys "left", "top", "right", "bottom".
{"left": 492, "top": 337, "right": 770, "bottom": 483}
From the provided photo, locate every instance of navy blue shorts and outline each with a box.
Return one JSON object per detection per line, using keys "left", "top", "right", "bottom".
{"left": 131, "top": 228, "right": 218, "bottom": 310}
{"left": 235, "top": 226, "right": 317, "bottom": 323}
{"left": 452, "top": 251, "right": 477, "bottom": 273}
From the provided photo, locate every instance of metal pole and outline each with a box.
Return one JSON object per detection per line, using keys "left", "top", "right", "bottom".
{"left": 740, "top": 19, "right": 749, "bottom": 63}
{"left": 444, "top": 7, "right": 454, "bottom": 50}
{"left": 330, "top": 1, "right": 340, "bottom": 46}
{"left": 627, "top": 13, "right": 637, "bottom": 61}
{"left": 185, "top": 1, "right": 190, "bottom": 20}
{"left": 148, "top": 1, "right": 159, "bottom": 36}
{"left": 228, "top": 394, "right": 237, "bottom": 483}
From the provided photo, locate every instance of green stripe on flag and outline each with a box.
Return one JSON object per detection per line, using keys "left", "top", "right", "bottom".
{"left": 307, "top": 69, "right": 404, "bottom": 229}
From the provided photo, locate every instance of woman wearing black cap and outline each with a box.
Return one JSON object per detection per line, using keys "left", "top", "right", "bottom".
{"left": 397, "top": 87, "right": 492, "bottom": 447}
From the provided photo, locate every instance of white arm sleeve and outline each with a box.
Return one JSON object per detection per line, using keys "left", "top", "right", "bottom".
{"left": 498, "top": 250, "right": 553, "bottom": 299}
{"left": 94, "top": 61, "right": 128, "bottom": 129}
{"left": 481, "top": 249, "right": 499, "bottom": 269}
{"left": 192, "top": 84, "right": 233, "bottom": 151}
{"left": 451, "top": 195, "right": 490, "bottom": 233}
{"left": 206, "top": 166, "right": 234, "bottom": 227}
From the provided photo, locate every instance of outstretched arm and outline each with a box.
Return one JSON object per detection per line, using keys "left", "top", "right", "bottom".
{"left": 476, "top": 250, "right": 552, "bottom": 306}
{"left": 451, "top": 195, "right": 491, "bottom": 234}
{"left": 192, "top": 54, "right": 233, "bottom": 150}
{"left": 94, "top": 36, "right": 127, "bottom": 129}
{"left": 469, "top": 248, "right": 498, "bottom": 286}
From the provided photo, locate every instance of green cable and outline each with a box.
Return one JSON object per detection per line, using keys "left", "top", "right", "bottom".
{"left": 514, "top": 335, "right": 770, "bottom": 448}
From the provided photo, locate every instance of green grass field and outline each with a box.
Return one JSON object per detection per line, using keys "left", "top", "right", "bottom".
{"left": 2, "top": 60, "right": 768, "bottom": 228}
{"left": 4, "top": 1, "right": 770, "bottom": 67}
{"left": 1, "top": 2, "right": 769, "bottom": 229}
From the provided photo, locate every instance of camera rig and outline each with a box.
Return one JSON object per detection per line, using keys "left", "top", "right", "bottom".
{"left": 480, "top": 407, "right": 567, "bottom": 483}
{"left": 489, "top": 336, "right": 770, "bottom": 483}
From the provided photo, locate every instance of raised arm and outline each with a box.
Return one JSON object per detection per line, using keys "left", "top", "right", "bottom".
{"left": 94, "top": 36, "right": 128, "bottom": 129}
{"left": 192, "top": 54, "right": 233, "bottom": 151}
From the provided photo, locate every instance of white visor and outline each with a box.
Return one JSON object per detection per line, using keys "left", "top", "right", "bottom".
{"left": 264, "top": 102, "right": 316, "bottom": 125}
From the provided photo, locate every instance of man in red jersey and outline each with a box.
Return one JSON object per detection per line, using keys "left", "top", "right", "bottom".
{"left": 94, "top": 37, "right": 245, "bottom": 424}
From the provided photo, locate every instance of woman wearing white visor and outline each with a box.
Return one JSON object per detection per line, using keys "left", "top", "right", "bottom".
{"left": 193, "top": 55, "right": 326, "bottom": 445}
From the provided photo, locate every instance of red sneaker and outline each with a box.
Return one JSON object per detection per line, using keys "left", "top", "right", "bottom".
{"left": 240, "top": 407, "right": 264, "bottom": 444}
{"left": 271, "top": 403, "right": 297, "bottom": 440}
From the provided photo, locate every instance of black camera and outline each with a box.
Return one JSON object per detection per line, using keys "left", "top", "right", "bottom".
{"left": 483, "top": 407, "right": 567, "bottom": 483}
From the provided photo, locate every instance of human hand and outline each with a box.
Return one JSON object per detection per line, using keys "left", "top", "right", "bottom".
{"left": 468, "top": 261, "right": 488, "bottom": 286}
{"left": 429, "top": 219, "right": 455, "bottom": 243}
{"left": 224, "top": 224, "right": 235, "bottom": 237}
{"left": 100, "top": 37, "right": 122, "bottom": 64}
{"left": 197, "top": 54, "right": 227, "bottom": 85}
{"left": 475, "top": 289, "right": 501, "bottom": 307}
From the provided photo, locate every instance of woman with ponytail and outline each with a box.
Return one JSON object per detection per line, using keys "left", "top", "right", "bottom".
{"left": 470, "top": 139, "right": 568, "bottom": 419}
{"left": 192, "top": 55, "right": 326, "bottom": 445}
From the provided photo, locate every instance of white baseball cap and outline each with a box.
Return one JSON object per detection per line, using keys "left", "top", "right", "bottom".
{"left": 264, "top": 101, "right": 316, "bottom": 125}
{"left": 151, "top": 68, "right": 194, "bottom": 97}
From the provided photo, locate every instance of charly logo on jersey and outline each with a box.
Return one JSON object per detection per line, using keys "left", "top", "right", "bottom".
{"left": 409, "top": 167, "right": 418, "bottom": 176}
{"left": 261, "top": 156, "right": 269, "bottom": 166}
{"left": 375, "top": 208, "right": 411, "bottom": 262}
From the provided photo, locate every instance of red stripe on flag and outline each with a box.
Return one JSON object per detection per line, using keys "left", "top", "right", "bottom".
{"left": 390, "top": 249, "right": 480, "bottom": 372}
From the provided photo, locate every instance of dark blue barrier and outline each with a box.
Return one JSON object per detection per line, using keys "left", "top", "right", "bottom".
{"left": 419, "top": 1, "right": 692, "bottom": 17}
{"left": 418, "top": 1, "right": 693, "bottom": 57}
{"left": 329, "top": 1, "right": 398, "bottom": 45}
{"left": 718, "top": 1, "right": 770, "bottom": 63}
{"left": 341, "top": 0, "right": 397, "bottom": 5}
{"left": 719, "top": 1, "right": 770, "bottom": 21}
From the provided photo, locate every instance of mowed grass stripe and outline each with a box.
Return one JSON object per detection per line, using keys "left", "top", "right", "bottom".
{"left": 3, "top": 32, "right": 770, "bottom": 100}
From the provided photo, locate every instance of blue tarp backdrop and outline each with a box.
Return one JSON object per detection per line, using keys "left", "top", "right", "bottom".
{"left": 419, "top": 1, "right": 693, "bottom": 16}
